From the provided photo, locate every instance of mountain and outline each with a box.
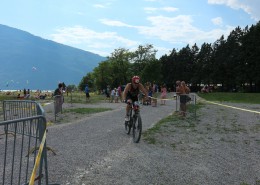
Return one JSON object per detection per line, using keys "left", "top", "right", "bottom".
{"left": 0, "top": 24, "right": 106, "bottom": 90}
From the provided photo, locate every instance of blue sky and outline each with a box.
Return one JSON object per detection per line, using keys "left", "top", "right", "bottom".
{"left": 0, "top": 0, "right": 259, "bottom": 58}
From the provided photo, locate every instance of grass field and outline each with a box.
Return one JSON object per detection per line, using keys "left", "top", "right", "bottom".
{"left": 0, "top": 91, "right": 106, "bottom": 103}
{"left": 198, "top": 92, "right": 260, "bottom": 104}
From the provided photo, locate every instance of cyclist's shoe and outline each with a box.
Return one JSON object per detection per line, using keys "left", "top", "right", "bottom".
{"left": 125, "top": 115, "right": 130, "bottom": 121}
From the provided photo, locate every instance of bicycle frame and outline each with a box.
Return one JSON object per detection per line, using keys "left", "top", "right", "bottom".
{"left": 129, "top": 101, "right": 140, "bottom": 119}
{"left": 125, "top": 101, "right": 142, "bottom": 143}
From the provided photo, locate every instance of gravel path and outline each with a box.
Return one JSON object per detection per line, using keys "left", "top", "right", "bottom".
{"left": 45, "top": 94, "right": 178, "bottom": 185}
{"left": 44, "top": 94, "right": 260, "bottom": 185}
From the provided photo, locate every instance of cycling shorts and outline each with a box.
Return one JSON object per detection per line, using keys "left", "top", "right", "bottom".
{"left": 126, "top": 95, "right": 138, "bottom": 102}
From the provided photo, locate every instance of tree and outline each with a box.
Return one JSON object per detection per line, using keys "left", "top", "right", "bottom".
{"left": 141, "top": 59, "right": 162, "bottom": 84}
{"left": 211, "top": 35, "right": 228, "bottom": 91}
{"left": 240, "top": 22, "right": 260, "bottom": 92}
{"left": 93, "top": 61, "right": 113, "bottom": 90}
{"left": 131, "top": 44, "right": 157, "bottom": 78}
{"left": 66, "top": 84, "right": 77, "bottom": 96}
{"left": 77, "top": 22, "right": 260, "bottom": 93}
{"left": 108, "top": 48, "right": 131, "bottom": 86}
{"left": 160, "top": 49, "right": 179, "bottom": 87}
{"left": 194, "top": 42, "right": 213, "bottom": 85}
{"left": 78, "top": 72, "right": 94, "bottom": 91}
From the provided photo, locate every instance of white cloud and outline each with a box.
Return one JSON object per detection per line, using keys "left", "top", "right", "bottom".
{"left": 93, "top": 4, "right": 106, "bottom": 8}
{"left": 155, "top": 46, "right": 172, "bottom": 57}
{"left": 144, "top": 6, "right": 178, "bottom": 13}
{"left": 161, "top": 7, "right": 179, "bottom": 12}
{"left": 144, "top": 7, "right": 158, "bottom": 13}
{"left": 93, "top": 1, "right": 115, "bottom": 9}
{"left": 50, "top": 26, "right": 138, "bottom": 56}
{"left": 50, "top": 12, "right": 237, "bottom": 57}
{"left": 99, "top": 19, "right": 133, "bottom": 27}
{"left": 139, "top": 15, "right": 233, "bottom": 45}
{"left": 211, "top": 17, "right": 223, "bottom": 26}
{"left": 208, "top": 0, "right": 260, "bottom": 21}
{"left": 100, "top": 15, "right": 234, "bottom": 48}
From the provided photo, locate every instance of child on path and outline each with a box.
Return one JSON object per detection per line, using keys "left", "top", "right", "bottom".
{"left": 115, "top": 88, "right": 119, "bottom": 103}
{"left": 160, "top": 84, "right": 167, "bottom": 105}
{"left": 110, "top": 88, "right": 115, "bottom": 103}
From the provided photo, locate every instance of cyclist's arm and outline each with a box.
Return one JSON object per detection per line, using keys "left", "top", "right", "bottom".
{"left": 122, "top": 83, "right": 130, "bottom": 101}
{"left": 139, "top": 83, "right": 149, "bottom": 99}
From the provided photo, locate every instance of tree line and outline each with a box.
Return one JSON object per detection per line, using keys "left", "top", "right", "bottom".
{"left": 79, "top": 21, "right": 260, "bottom": 93}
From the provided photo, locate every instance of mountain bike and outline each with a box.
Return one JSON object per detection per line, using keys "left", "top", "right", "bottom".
{"left": 124, "top": 101, "right": 142, "bottom": 143}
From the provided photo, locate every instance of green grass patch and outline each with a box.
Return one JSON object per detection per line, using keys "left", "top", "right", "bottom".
{"left": 144, "top": 114, "right": 178, "bottom": 134}
{"left": 63, "top": 107, "right": 112, "bottom": 114}
{"left": 198, "top": 92, "right": 260, "bottom": 104}
{"left": 143, "top": 103, "right": 202, "bottom": 145}
{"left": 143, "top": 114, "right": 177, "bottom": 144}
{"left": 63, "top": 92, "right": 105, "bottom": 104}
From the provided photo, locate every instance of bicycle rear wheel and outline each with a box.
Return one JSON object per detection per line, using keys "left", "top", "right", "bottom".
{"left": 133, "top": 115, "right": 142, "bottom": 143}
{"left": 125, "top": 120, "right": 132, "bottom": 134}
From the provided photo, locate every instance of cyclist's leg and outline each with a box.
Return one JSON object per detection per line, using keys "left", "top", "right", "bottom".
{"left": 125, "top": 96, "right": 132, "bottom": 121}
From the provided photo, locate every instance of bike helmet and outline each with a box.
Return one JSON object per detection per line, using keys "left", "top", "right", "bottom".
{"left": 132, "top": 76, "right": 140, "bottom": 84}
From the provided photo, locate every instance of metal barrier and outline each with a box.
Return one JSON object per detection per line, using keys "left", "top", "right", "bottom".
{"left": 2, "top": 100, "right": 44, "bottom": 135}
{"left": 54, "top": 95, "right": 63, "bottom": 121}
{"left": 187, "top": 93, "right": 197, "bottom": 105}
{"left": 175, "top": 94, "right": 197, "bottom": 117}
{"left": 0, "top": 100, "right": 51, "bottom": 185}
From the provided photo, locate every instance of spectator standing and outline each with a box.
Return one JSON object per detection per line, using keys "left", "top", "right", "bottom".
{"left": 147, "top": 83, "right": 153, "bottom": 105}
{"left": 54, "top": 83, "right": 63, "bottom": 96}
{"left": 105, "top": 85, "right": 111, "bottom": 102}
{"left": 153, "top": 82, "right": 158, "bottom": 94}
{"left": 85, "top": 84, "right": 90, "bottom": 102}
{"left": 117, "top": 85, "right": 122, "bottom": 102}
{"left": 54, "top": 83, "right": 64, "bottom": 109}
{"left": 110, "top": 88, "right": 115, "bottom": 103}
{"left": 115, "top": 88, "right": 119, "bottom": 103}
{"left": 176, "top": 80, "right": 181, "bottom": 112}
{"left": 179, "top": 81, "right": 190, "bottom": 117}
{"left": 160, "top": 84, "right": 167, "bottom": 105}
{"left": 23, "top": 88, "right": 26, "bottom": 97}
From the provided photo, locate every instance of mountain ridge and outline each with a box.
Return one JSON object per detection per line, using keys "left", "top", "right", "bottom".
{"left": 0, "top": 24, "right": 106, "bottom": 90}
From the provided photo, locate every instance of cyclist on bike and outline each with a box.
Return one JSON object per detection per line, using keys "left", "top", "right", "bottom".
{"left": 123, "top": 76, "right": 148, "bottom": 121}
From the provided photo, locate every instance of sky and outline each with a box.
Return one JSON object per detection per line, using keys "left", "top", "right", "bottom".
{"left": 0, "top": 0, "right": 259, "bottom": 58}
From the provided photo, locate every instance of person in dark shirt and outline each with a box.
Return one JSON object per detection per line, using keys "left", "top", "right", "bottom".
{"left": 85, "top": 84, "right": 90, "bottom": 101}
{"left": 122, "top": 76, "right": 148, "bottom": 121}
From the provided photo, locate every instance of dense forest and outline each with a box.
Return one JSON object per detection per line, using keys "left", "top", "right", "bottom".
{"left": 79, "top": 21, "right": 260, "bottom": 93}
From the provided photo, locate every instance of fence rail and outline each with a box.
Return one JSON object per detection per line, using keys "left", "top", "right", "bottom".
{"left": 0, "top": 100, "right": 52, "bottom": 185}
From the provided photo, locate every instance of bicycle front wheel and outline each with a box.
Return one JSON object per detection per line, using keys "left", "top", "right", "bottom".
{"left": 125, "top": 120, "right": 132, "bottom": 134}
{"left": 133, "top": 114, "right": 142, "bottom": 143}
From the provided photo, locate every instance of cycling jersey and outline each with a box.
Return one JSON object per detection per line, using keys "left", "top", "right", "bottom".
{"left": 126, "top": 83, "right": 139, "bottom": 102}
